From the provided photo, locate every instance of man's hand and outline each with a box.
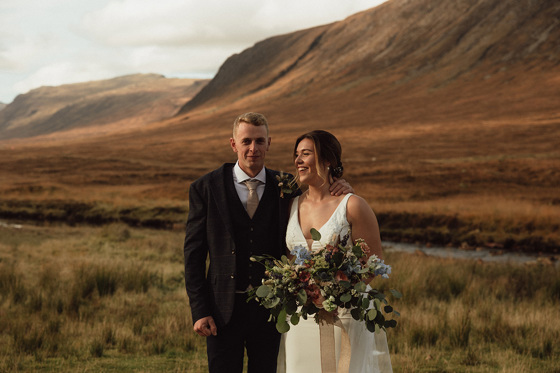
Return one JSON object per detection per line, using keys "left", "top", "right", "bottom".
{"left": 194, "top": 316, "right": 217, "bottom": 337}
{"left": 329, "top": 178, "right": 354, "bottom": 196}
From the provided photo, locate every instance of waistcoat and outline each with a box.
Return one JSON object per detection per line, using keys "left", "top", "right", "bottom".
{"left": 225, "top": 175, "right": 281, "bottom": 291}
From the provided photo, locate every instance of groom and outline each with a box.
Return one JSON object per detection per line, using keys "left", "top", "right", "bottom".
{"left": 183, "top": 112, "right": 351, "bottom": 372}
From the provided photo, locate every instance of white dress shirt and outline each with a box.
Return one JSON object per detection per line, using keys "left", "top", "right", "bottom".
{"left": 232, "top": 162, "right": 266, "bottom": 211}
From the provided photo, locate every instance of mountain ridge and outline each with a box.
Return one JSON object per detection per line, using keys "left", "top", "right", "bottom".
{"left": 0, "top": 73, "right": 208, "bottom": 140}
{"left": 178, "top": 0, "right": 560, "bottom": 123}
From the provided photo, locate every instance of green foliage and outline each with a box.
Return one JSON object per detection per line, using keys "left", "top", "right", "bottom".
{"left": 310, "top": 228, "right": 321, "bottom": 242}
{"left": 248, "top": 233, "right": 400, "bottom": 334}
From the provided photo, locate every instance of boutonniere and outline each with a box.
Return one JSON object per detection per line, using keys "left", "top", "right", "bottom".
{"left": 276, "top": 171, "right": 297, "bottom": 198}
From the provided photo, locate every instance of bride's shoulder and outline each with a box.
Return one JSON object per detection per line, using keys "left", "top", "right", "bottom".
{"left": 346, "top": 194, "right": 377, "bottom": 220}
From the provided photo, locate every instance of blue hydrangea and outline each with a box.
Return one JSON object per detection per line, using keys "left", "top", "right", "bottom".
{"left": 374, "top": 260, "right": 392, "bottom": 279}
{"left": 290, "top": 245, "right": 312, "bottom": 265}
{"left": 347, "top": 262, "right": 362, "bottom": 274}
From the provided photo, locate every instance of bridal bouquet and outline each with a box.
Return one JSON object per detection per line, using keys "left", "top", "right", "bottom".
{"left": 248, "top": 229, "right": 401, "bottom": 333}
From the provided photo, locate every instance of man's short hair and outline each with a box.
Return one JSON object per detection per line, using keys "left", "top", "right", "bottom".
{"left": 233, "top": 112, "right": 269, "bottom": 138}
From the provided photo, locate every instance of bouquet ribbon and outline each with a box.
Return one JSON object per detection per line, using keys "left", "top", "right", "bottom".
{"left": 319, "top": 317, "right": 351, "bottom": 373}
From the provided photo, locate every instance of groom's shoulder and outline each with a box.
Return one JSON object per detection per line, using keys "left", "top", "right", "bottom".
{"left": 192, "top": 163, "right": 233, "bottom": 187}
{"left": 266, "top": 167, "right": 281, "bottom": 177}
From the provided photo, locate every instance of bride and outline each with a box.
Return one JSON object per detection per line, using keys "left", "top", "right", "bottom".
{"left": 278, "top": 130, "right": 393, "bottom": 373}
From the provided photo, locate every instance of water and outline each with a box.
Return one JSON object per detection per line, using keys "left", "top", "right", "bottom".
{"left": 0, "top": 220, "right": 555, "bottom": 266}
{"left": 383, "top": 241, "right": 552, "bottom": 265}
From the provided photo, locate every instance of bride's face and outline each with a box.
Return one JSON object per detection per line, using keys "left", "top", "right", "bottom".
{"left": 294, "top": 138, "right": 328, "bottom": 185}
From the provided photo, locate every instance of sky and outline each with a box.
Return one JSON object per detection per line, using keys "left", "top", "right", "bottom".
{"left": 0, "top": 0, "right": 387, "bottom": 104}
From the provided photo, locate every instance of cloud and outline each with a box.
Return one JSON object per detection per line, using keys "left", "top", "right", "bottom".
{"left": 13, "top": 61, "right": 120, "bottom": 94}
{"left": 79, "top": 0, "right": 385, "bottom": 47}
{"left": 0, "top": 0, "right": 386, "bottom": 103}
{"left": 80, "top": 0, "right": 249, "bottom": 46}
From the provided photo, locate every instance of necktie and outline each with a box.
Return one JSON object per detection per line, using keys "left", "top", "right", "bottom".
{"left": 244, "top": 179, "right": 260, "bottom": 218}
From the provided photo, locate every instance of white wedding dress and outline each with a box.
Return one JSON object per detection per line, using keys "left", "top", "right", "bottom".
{"left": 277, "top": 194, "right": 393, "bottom": 373}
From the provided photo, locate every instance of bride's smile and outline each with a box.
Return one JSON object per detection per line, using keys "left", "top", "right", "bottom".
{"left": 294, "top": 138, "right": 329, "bottom": 187}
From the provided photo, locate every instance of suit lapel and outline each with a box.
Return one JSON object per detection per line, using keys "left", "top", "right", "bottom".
{"left": 208, "top": 164, "right": 235, "bottom": 237}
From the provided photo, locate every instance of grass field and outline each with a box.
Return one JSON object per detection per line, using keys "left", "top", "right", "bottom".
{"left": 1, "top": 222, "right": 558, "bottom": 372}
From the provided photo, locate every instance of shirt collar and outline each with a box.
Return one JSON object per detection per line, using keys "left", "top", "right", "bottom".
{"left": 233, "top": 161, "right": 266, "bottom": 184}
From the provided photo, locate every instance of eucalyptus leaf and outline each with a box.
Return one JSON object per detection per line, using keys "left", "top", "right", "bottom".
{"left": 361, "top": 298, "right": 370, "bottom": 309}
{"left": 354, "top": 281, "right": 367, "bottom": 293}
{"left": 297, "top": 289, "right": 307, "bottom": 304}
{"left": 256, "top": 285, "right": 271, "bottom": 298}
{"left": 385, "top": 319, "right": 397, "bottom": 328}
{"left": 310, "top": 228, "right": 322, "bottom": 241}
{"left": 333, "top": 252, "right": 344, "bottom": 266}
{"left": 367, "top": 309, "right": 377, "bottom": 320}
{"left": 390, "top": 289, "right": 403, "bottom": 298}
{"left": 276, "top": 321, "right": 290, "bottom": 333}
{"left": 339, "top": 281, "right": 351, "bottom": 289}
{"left": 290, "top": 313, "right": 300, "bottom": 326}
{"left": 384, "top": 305, "right": 393, "bottom": 313}
{"left": 286, "top": 299, "right": 297, "bottom": 314}
{"left": 351, "top": 307, "right": 363, "bottom": 321}
{"left": 373, "top": 293, "right": 385, "bottom": 300}
{"left": 340, "top": 293, "right": 352, "bottom": 303}
{"left": 269, "top": 297, "right": 280, "bottom": 308}
{"left": 278, "top": 308, "right": 287, "bottom": 324}
{"left": 352, "top": 245, "right": 363, "bottom": 258}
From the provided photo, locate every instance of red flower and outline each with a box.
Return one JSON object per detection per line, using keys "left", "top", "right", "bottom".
{"left": 335, "top": 270, "right": 349, "bottom": 282}
{"left": 299, "top": 270, "right": 311, "bottom": 283}
{"left": 305, "top": 284, "right": 325, "bottom": 307}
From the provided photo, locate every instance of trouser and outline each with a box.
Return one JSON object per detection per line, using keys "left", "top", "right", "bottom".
{"left": 207, "top": 293, "right": 281, "bottom": 373}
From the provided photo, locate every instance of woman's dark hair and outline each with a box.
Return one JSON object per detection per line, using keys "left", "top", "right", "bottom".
{"left": 294, "top": 130, "right": 343, "bottom": 182}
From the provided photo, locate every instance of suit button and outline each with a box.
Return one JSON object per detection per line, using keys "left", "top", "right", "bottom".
{"left": 250, "top": 227, "right": 254, "bottom": 231}
{"left": 230, "top": 274, "right": 235, "bottom": 279}
{"left": 231, "top": 250, "right": 235, "bottom": 254}
{"left": 249, "top": 239, "right": 253, "bottom": 243}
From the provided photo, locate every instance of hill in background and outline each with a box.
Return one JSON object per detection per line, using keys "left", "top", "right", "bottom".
{"left": 0, "top": 74, "right": 207, "bottom": 140}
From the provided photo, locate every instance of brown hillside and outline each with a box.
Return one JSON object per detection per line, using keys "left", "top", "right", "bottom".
{"left": 0, "top": 0, "right": 559, "bottom": 252}
{"left": 179, "top": 0, "right": 560, "bottom": 122}
{"left": 0, "top": 74, "right": 208, "bottom": 140}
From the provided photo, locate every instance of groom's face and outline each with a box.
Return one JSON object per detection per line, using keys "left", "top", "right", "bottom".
{"left": 230, "top": 121, "right": 271, "bottom": 177}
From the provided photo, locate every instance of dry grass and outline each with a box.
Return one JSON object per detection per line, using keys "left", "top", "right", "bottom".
{"left": 0, "top": 223, "right": 558, "bottom": 372}
{"left": 1, "top": 113, "right": 558, "bottom": 253}
{"left": 0, "top": 223, "right": 205, "bottom": 372}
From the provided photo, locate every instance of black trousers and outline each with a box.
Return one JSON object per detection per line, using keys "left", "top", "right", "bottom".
{"left": 207, "top": 293, "right": 281, "bottom": 373}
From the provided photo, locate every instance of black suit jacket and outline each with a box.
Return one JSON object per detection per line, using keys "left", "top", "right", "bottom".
{"left": 183, "top": 163, "right": 296, "bottom": 327}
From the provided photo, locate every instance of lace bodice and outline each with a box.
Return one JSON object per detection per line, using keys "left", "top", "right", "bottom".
{"left": 286, "top": 193, "right": 353, "bottom": 253}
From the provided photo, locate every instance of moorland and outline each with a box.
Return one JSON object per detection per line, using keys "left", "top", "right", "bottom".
{"left": 0, "top": 0, "right": 559, "bottom": 371}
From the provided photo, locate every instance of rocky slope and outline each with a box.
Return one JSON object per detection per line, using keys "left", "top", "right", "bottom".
{"left": 178, "top": 0, "right": 560, "bottom": 126}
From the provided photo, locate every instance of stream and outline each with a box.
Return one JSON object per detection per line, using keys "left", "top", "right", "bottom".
{"left": 1, "top": 220, "right": 557, "bottom": 266}
{"left": 384, "top": 241, "right": 557, "bottom": 265}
